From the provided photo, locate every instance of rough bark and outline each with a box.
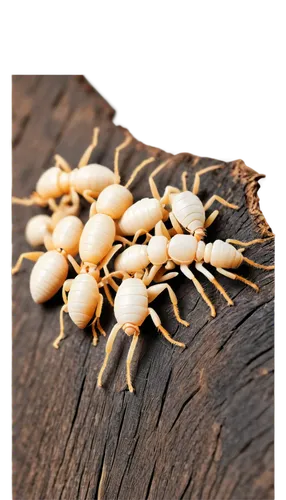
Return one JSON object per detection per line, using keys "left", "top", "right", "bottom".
{"left": 12, "top": 75, "right": 274, "bottom": 500}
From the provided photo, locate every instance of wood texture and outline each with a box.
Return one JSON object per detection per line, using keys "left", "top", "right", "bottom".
{"left": 12, "top": 76, "right": 274, "bottom": 500}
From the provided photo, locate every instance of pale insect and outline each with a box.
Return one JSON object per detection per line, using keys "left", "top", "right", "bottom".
{"left": 87, "top": 131, "right": 156, "bottom": 220}
{"left": 97, "top": 275, "right": 189, "bottom": 393}
{"left": 114, "top": 225, "right": 275, "bottom": 318}
{"left": 12, "top": 129, "right": 155, "bottom": 218}
{"left": 25, "top": 194, "right": 80, "bottom": 247}
{"left": 12, "top": 216, "right": 84, "bottom": 303}
{"left": 52, "top": 243, "right": 122, "bottom": 349}
{"left": 12, "top": 127, "right": 114, "bottom": 211}
{"left": 148, "top": 157, "right": 239, "bottom": 240}
{"left": 52, "top": 209, "right": 132, "bottom": 349}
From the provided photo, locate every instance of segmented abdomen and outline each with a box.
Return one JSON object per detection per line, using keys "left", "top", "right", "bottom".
{"left": 114, "top": 245, "right": 150, "bottom": 273}
{"left": 116, "top": 198, "right": 164, "bottom": 235}
{"left": 114, "top": 278, "right": 148, "bottom": 326}
{"left": 68, "top": 274, "right": 99, "bottom": 328}
{"left": 205, "top": 240, "right": 243, "bottom": 268}
{"left": 72, "top": 165, "right": 116, "bottom": 197}
{"left": 172, "top": 191, "right": 205, "bottom": 233}
{"left": 30, "top": 251, "right": 68, "bottom": 303}
{"left": 79, "top": 214, "right": 115, "bottom": 264}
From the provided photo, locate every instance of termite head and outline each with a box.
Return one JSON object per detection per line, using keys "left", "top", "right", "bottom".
{"left": 81, "top": 263, "right": 100, "bottom": 281}
{"left": 123, "top": 323, "right": 140, "bottom": 336}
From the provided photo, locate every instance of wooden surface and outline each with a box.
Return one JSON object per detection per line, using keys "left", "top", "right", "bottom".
{"left": 12, "top": 76, "right": 274, "bottom": 500}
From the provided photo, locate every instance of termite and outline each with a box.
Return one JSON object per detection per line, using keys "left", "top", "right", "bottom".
{"left": 52, "top": 210, "right": 137, "bottom": 349}
{"left": 12, "top": 129, "right": 156, "bottom": 219}
{"left": 114, "top": 226, "right": 274, "bottom": 318}
{"left": 12, "top": 215, "right": 84, "bottom": 303}
{"left": 25, "top": 194, "right": 80, "bottom": 247}
{"left": 97, "top": 274, "right": 189, "bottom": 393}
{"left": 148, "top": 158, "right": 239, "bottom": 240}
{"left": 52, "top": 244, "right": 122, "bottom": 349}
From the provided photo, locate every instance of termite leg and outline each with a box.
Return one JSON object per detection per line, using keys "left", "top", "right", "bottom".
{"left": 180, "top": 264, "right": 216, "bottom": 317}
{"left": 148, "top": 307, "right": 185, "bottom": 348}
{"left": 97, "top": 323, "right": 122, "bottom": 388}
{"left": 62, "top": 279, "right": 73, "bottom": 304}
{"left": 102, "top": 281, "right": 114, "bottom": 307}
{"left": 226, "top": 237, "right": 274, "bottom": 247}
{"left": 147, "top": 283, "right": 189, "bottom": 327}
{"left": 89, "top": 201, "right": 97, "bottom": 218}
{"left": 242, "top": 256, "right": 274, "bottom": 270}
{"left": 114, "top": 132, "right": 133, "bottom": 184}
{"left": 12, "top": 251, "right": 44, "bottom": 275}
{"left": 154, "top": 271, "right": 179, "bottom": 283}
{"left": 195, "top": 263, "right": 233, "bottom": 305}
{"left": 192, "top": 164, "right": 224, "bottom": 196}
{"left": 130, "top": 229, "right": 152, "bottom": 246}
{"left": 54, "top": 154, "right": 72, "bottom": 172}
{"left": 204, "top": 210, "right": 219, "bottom": 229}
{"left": 98, "top": 244, "right": 122, "bottom": 271}
{"left": 67, "top": 255, "right": 82, "bottom": 274}
{"left": 143, "top": 265, "right": 162, "bottom": 287}
{"left": 204, "top": 194, "right": 239, "bottom": 211}
{"left": 155, "top": 221, "right": 171, "bottom": 239}
{"left": 148, "top": 159, "right": 172, "bottom": 200}
{"left": 12, "top": 192, "right": 47, "bottom": 207}
{"left": 125, "top": 157, "right": 155, "bottom": 189}
{"left": 216, "top": 267, "right": 259, "bottom": 291}
{"left": 43, "top": 233, "right": 55, "bottom": 251}
{"left": 126, "top": 334, "right": 139, "bottom": 392}
{"left": 169, "top": 212, "right": 184, "bottom": 234}
{"left": 78, "top": 127, "right": 99, "bottom": 168}
{"left": 53, "top": 304, "right": 69, "bottom": 349}
{"left": 103, "top": 265, "right": 118, "bottom": 292}
{"left": 82, "top": 190, "right": 96, "bottom": 204}
{"left": 160, "top": 185, "right": 181, "bottom": 205}
{"left": 91, "top": 293, "right": 105, "bottom": 345}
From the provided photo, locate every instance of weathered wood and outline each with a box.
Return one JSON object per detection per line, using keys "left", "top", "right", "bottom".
{"left": 12, "top": 76, "right": 274, "bottom": 500}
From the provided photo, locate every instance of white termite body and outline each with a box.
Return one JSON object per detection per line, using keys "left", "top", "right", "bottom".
{"left": 97, "top": 276, "right": 188, "bottom": 392}
{"left": 67, "top": 273, "right": 100, "bottom": 329}
{"left": 169, "top": 191, "right": 206, "bottom": 239}
{"left": 13, "top": 129, "right": 156, "bottom": 222}
{"left": 114, "top": 232, "right": 274, "bottom": 318}
{"left": 25, "top": 214, "right": 52, "bottom": 247}
{"left": 95, "top": 184, "right": 134, "bottom": 219}
{"left": 25, "top": 196, "right": 82, "bottom": 248}
{"left": 13, "top": 216, "right": 84, "bottom": 304}
{"left": 79, "top": 214, "right": 116, "bottom": 265}
{"left": 52, "top": 212, "right": 125, "bottom": 349}
{"left": 116, "top": 198, "right": 168, "bottom": 236}
{"left": 114, "top": 278, "right": 149, "bottom": 333}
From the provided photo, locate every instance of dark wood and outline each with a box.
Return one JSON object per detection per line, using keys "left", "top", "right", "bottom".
{"left": 12, "top": 76, "right": 274, "bottom": 500}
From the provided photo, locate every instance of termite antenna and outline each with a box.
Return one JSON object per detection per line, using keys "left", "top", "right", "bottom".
{"left": 226, "top": 237, "right": 275, "bottom": 247}
{"left": 125, "top": 157, "right": 156, "bottom": 189}
{"left": 243, "top": 256, "right": 275, "bottom": 270}
{"left": 181, "top": 171, "right": 188, "bottom": 191}
{"left": 114, "top": 132, "right": 133, "bottom": 184}
{"left": 148, "top": 158, "right": 172, "bottom": 200}
{"left": 77, "top": 127, "right": 100, "bottom": 168}
{"left": 12, "top": 192, "right": 47, "bottom": 207}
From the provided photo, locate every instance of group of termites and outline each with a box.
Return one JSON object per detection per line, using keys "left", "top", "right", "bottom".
{"left": 12, "top": 128, "right": 274, "bottom": 392}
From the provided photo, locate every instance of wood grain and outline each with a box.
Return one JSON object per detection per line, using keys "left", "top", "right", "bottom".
{"left": 12, "top": 76, "right": 274, "bottom": 500}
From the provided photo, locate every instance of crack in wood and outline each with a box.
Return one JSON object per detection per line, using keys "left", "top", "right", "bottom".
{"left": 169, "top": 386, "right": 201, "bottom": 432}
